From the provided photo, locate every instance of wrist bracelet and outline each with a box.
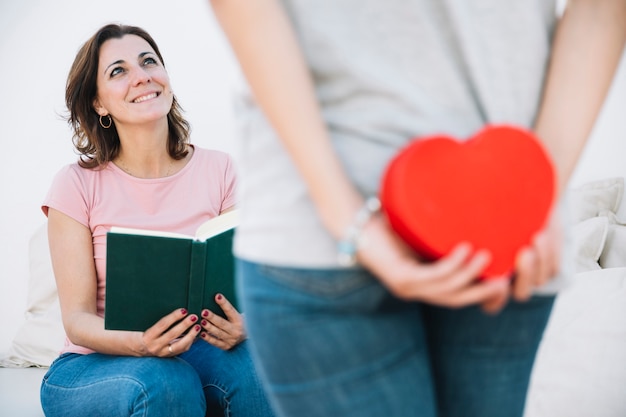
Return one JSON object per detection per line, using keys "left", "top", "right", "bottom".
{"left": 337, "top": 196, "right": 381, "bottom": 267}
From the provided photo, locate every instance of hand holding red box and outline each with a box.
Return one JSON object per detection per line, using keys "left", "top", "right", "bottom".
{"left": 380, "top": 125, "right": 555, "bottom": 278}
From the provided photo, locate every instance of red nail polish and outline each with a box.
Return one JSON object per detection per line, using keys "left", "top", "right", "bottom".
{"left": 180, "top": 309, "right": 187, "bottom": 315}
{"left": 190, "top": 315, "right": 197, "bottom": 322}
{"left": 216, "top": 294, "right": 223, "bottom": 301}
{"left": 194, "top": 325, "right": 201, "bottom": 332}
{"left": 202, "top": 310, "right": 209, "bottom": 317}
{"left": 201, "top": 320, "right": 208, "bottom": 327}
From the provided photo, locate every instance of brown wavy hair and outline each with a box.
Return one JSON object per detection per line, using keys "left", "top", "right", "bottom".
{"left": 66, "top": 23, "right": 190, "bottom": 168}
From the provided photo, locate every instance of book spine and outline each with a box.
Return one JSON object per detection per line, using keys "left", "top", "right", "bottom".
{"left": 187, "top": 240, "right": 207, "bottom": 317}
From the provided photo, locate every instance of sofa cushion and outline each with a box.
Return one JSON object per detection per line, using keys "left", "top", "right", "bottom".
{"left": 0, "top": 223, "right": 64, "bottom": 368}
{"left": 567, "top": 177, "right": 623, "bottom": 223}
{"left": 571, "top": 216, "right": 608, "bottom": 273}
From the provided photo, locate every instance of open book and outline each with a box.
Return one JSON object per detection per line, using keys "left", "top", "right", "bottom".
{"left": 104, "top": 210, "right": 240, "bottom": 331}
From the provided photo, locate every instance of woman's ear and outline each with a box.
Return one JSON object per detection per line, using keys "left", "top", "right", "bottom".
{"left": 93, "top": 99, "right": 107, "bottom": 116}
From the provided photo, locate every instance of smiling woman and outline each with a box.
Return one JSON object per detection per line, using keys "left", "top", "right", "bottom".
{"left": 94, "top": 42, "right": 175, "bottom": 130}
{"left": 0, "top": 1, "right": 241, "bottom": 364}
{"left": 65, "top": 25, "right": 188, "bottom": 174}
{"left": 37, "top": 23, "right": 275, "bottom": 417}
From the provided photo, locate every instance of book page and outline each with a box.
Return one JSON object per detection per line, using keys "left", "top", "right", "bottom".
{"left": 195, "top": 210, "right": 240, "bottom": 241}
{"left": 108, "top": 210, "right": 240, "bottom": 241}
{"left": 108, "top": 226, "right": 193, "bottom": 240}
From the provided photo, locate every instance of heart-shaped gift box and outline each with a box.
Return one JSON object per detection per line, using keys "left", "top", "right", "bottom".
{"left": 380, "top": 125, "right": 555, "bottom": 278}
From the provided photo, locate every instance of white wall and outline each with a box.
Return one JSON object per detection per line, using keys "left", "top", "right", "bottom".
{"left": 1, "top": 1, "right": 625, "bottom": 353}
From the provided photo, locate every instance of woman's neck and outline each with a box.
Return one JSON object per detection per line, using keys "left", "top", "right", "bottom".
{"left": 115, "top": 151, "right": 174, "bottom": 179}
{"left": 113, "top": 122, "right": 177, "bottom": 179}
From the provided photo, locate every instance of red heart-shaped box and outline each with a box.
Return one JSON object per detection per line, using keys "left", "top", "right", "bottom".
{"left": 380, "top": 125, "right": 555, "bottom": 278}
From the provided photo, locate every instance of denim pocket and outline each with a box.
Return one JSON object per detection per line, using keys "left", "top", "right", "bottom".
{"left": 43, "top": 352, "right": 76, "bottom": 379}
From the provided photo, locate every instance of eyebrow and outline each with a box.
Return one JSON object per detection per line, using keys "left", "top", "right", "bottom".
{"left": 103, "top": 51, "right": 157, "bottom": 75}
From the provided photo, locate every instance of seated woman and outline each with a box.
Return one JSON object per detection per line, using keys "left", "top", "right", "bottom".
{"left": 39, "top": 23, "right": 275, "bottom": 417}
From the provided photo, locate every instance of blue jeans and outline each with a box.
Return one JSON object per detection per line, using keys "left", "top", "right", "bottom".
{"left": 40, "top": 340, "right": 275, "bottom": 417}
{"left": 237, "top": 260, "right": 555, "bottom": 417}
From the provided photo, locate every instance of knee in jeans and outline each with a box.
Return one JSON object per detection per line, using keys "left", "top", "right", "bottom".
{"left": 137, "top": 359, "right": 206, "bottom": 414}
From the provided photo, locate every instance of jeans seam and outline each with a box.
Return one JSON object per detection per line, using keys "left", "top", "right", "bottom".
{"left": 204, "top": 383, "right": 231, "bottom": 416}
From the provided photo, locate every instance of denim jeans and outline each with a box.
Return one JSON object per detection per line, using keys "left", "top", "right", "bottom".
{"left": 179, "top": 339, "right": 275, "bottom": 416}
{"left": 40, "top": 339, "right": 274, "bottom": 417}
{"left": 237, "top": 259, "right": 555, "bottom": 417}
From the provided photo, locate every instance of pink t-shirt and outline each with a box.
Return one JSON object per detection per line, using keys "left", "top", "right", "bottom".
{"left": 42, "top": 146, "right": 237, "bottom": 354}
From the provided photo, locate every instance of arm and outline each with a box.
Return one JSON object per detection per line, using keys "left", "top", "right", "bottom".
{"left": 514, "top": 0, "right": 626, "bottom": 300}
{"left": 535, "top": 0, "right": 626, "bottom": 193}
{"left": 209, "top": 0, "right": 358, "bottom": 236}
{"left": 48, "top": 208, "right": 200, "bottom": 356}
{"left": 209, "top": 0, "right": 509, "bottom": 310}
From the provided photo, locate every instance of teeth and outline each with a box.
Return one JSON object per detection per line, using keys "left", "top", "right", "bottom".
{"left": 133, "top": 92, "right": 158, "bottom": 103}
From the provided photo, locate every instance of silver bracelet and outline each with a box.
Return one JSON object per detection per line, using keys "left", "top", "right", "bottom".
{"left": 337, "top": 196, "right": 381, "bottom": 267}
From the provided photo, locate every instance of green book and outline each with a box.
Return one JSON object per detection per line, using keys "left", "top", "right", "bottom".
{"left": 104, "top": 210, "right": 239, "bottom": 331}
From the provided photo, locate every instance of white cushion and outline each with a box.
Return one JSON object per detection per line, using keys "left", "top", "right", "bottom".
{"left": 571, "top": 216, "right": 608, "bottom": 273}
{"left": 599, "top": 210, "right": 626, "bottom": 268}
{"left": 567, "top": 177, "right": 623, "bottom": 223}
{"left": 0, "top": 223, "right": 64, "bottom": 368}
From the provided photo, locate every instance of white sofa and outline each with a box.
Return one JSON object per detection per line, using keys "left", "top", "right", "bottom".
{"left": 525, "top": 177, "right": 626, "bottom": 416}
{"left": 2, "top": 178, "right": 626, "bottom": 417}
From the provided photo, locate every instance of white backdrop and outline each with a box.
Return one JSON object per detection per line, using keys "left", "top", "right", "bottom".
{"left": 1, "top": 0, "right": 625, "bottom": 352}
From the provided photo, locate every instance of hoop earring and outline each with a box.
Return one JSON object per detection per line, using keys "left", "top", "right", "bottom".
{"left": 99, "top": 114, "right": 112, "bottom": 129}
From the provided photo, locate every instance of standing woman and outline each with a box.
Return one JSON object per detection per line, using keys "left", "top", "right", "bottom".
{"left": 40, "top": 23, "right": 275, "bottom": 417}
{"left": 208, "top": 1, "right": 626, "bottom": 416}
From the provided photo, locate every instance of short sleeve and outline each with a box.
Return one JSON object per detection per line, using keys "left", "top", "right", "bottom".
{"left": 221, "top": 154, "right": 238, "bottom": 211}
{"left": 42, "top": 164, "right": 91, "bottom": 228}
